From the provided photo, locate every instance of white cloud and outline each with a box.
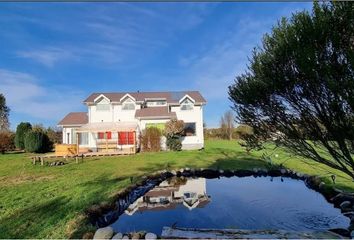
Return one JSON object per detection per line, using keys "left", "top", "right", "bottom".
{"left": 16, "top": 47, "right": 74, "bottom": 67}
{"left": 11, "top": 3, "right": 216, "bottom": 67}
{"left": 0, "top": 69, "right": 85, "bottom": 122}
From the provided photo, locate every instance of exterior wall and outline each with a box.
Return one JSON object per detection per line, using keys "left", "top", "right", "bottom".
{"left": 113, "top": 104, "right": 140, "bottom": 122}
{"left": 170, "top": 104, "right": 204, "bottom": 150}
{"left": 62, "top": 126, "right": 80, "bottom": 144}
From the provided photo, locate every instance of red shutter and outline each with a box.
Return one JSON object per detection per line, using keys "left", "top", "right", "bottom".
{"left": 98, "top": 132, "right": 104, "bottom": 139}
{"left": 106, "top": 131, "right": 112, "bottom": 139}
{"left": 118, "top": 132, "right": 127, "bottom": 145}
{"left": 128, "top": 132, "right": 134, "bottom": 145}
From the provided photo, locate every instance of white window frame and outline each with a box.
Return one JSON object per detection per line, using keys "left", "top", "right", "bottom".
{"left": 180, "top": 99, "right": 194, "bottom": 111}
{"left": 122, "top": 98, "right": 135, "bottom": 110}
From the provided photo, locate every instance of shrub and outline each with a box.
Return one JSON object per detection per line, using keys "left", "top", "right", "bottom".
{"left": 164, "top": 119, "right": 184, "bottom": 137}
{"left": 166, "top": 136, "right": 182, "bottom": 151}
{"left": 46, "top": 127, "right": 62, "bottom": 144}
{"left": 140, "top": 127, "right": 161, "bottom": 152}
{"left": 0, "top": 131, "right": 15, "bottom": 154}
{"left": 24, "top": 130, "right": 52, "bottom": 153}
{"left": 15, "top": 122, "right": 32, "bottom": 150}
{"left": 164, "top": 119, "right": 184, "bottom": 151}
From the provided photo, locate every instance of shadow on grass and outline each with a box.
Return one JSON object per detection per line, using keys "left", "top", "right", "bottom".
{"left": 0, "top": 196, "right": 69, "bottom": 238}
{"left": 0, "top": 174, "right": 134, "bottom": 239}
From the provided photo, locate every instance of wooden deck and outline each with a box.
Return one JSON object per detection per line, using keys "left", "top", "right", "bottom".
{"left": 31, "top": 147, "right": 135, "bottom": 165}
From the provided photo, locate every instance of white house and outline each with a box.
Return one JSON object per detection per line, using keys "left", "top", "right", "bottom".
{"left": 58, "top": 91, "right": 206, "bottom": 153}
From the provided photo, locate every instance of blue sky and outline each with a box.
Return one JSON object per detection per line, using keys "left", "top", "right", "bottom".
{"left": 0, "top": 2, "right": 311, "bottom": 130}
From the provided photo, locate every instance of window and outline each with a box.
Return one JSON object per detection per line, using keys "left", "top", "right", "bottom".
{"left": 96, "top": 104, "right": 110, "bottom": 111}
{"left": 79, "top": 132, "right": 89, "bottom": 145}
{"left": 98, "top": 132, "right": 111, "bottom": 140}
{"left": 156, "top": 100, "right": 166, "bottom": 105}
{"left": 118, "top": 132, "right": 134, "bottom": 145}
{"left": 183, "top": 122, "right": 196, "bottom": 136}
{"left": 180, "top": 99, "right": 193, "bottom": 110}
{"left": 146, "top": 123, "right": 165, "bottom": 131}
{"left": 98, "top": 132, "right": 104, "bottom": 139}
{"left": 122, "top": 99, "right": 135, "bottom": 110}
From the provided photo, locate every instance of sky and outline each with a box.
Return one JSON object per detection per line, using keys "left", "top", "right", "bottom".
{"left": 0, "top": 2, "right": 312, "bottom": 130}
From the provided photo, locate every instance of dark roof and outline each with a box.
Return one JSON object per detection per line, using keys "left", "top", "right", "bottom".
{"left": 58, "top": 112, "right": 88, "bottom": 126}
{"left": 135, "top": 107, "right": 177, "bottom": 119}
{"left": 135, "top": 107, "right": 177, "bottom": 118}
{"left": 83, "top": 91, "right": 206, "bottom": 105}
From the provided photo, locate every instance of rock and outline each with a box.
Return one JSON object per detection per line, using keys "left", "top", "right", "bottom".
{"left": 93, "top": 226, "right": 114, "bottom": 239}
{"left": 219, "top": 170, "right": 224, "bottom": 174}
{"left": 351, "top": 230, "right": 354, "bottom": 238}
{"left": 234, "top": 170, "right": 253, "bottom": 177}
{"left": 82, "top": 232, "right": 94, "bottom": 239}
{"left": 329, "top": 228, "right": 350, "bottom": 238}
{"left": 201, "top": 169, "right": 220, "bottom": 179}
{"left": 122, "top": 235, "right": 129, "bottom": 240}
{"left": 340, "top": 201, "right": 352, "bottom": 209}
{"left": 318, "top": 182, "right": 326, "bottom": 190}
{"left": 223, "top": 170, "right": 234, "bottom": 177}
{"left": 171, "top": 170, "right": 177, "bottom": 175}
{"left": 331, "top": 193, "right": 354, "bottom": 207}
{"left": 343, "top": 211, "right": 354, "bottom": 218}
{"left": 268, "top": 169, "right": 282, "bottom": 177}
{"left": 131, "top": 232, "right": 141, "bottom": 240}
{"left": 296, "top": 172, "right": 304, "bottom": 178}
{"left": 145, "top": 232, "right": 157, "bottom": 240}
{"left": 112, "top": 232, "right": 123, "bottom": 239}
{"left": 280, "top": 169, "right": 287, "bottom": 175}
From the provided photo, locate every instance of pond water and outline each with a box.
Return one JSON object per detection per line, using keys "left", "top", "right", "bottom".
{"left": 110, "top": 176, "right": 349, "bottom": 234}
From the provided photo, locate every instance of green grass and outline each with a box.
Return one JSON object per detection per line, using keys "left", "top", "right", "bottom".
{"left": 0, "top": 140, "right": 353, "bottom": 238}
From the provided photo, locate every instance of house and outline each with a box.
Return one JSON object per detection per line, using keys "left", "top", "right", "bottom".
{"left": 58, "top": 91, "right": 206, "bottom": 153}
{"left": 125, "top": 178, "right": 210, "bottom": 215}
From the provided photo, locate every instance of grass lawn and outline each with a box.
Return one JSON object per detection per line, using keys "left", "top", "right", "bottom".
{"left": 0, "top": 139, "right": 353, "bottom": 238}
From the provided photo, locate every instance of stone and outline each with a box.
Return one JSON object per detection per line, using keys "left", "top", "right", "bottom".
{"left": 112, "top": 232, "right": 123, "bottom": 239}
{"left": 328, "top": 228, "right": 350, "bottom": 238}
{"left": 318, "top": 182, "right": 326, "bottom": 190}
{"left": 145, "top": 232, "right": 157, "bottom": 240}
{"left": 131, "top": 232, "right": 141, "bottom": 240}
{"left": 171, "top": 170, "right": 177, "bottom": 175}
{"left": 280, "top": 169, "right": 287, "bottom": 175}
{"left": 93, "top": 226, "right": 114, "bottom": 239}
{"left": 219, "top": 170, "right": 224, "bottom": 174}
{"left": 122, "top": 235, "right": 129, "bottom": 240}
{"left": 296, "top": 172, "right": 303, "bottom": 178}
{"left": 340, "top": 201, "right": 352, "bottom": 209}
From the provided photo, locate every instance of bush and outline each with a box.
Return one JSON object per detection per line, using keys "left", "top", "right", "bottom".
{"left": 0, "top": 131, "right": 15, "bottom": 153}
{"left": 140, "top": 127, "right": 161, "bottom": 152}
{"left": 24, "top": 130, "right": 52, "bottom": 153}
{"left": 166, "top": 136, "right": 182, "bottom": 151}
{"left": 46, "top": 127, "right": 62, "bottom": 144}
{"left": 15, "top": 122, "right": 32, "bottom": 150}
{"left": 164, "top": 119, "right": 184, "bottom": 137}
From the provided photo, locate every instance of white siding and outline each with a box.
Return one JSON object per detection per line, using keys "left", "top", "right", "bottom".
{"left": 171, "top": 104, "right": 204, "bottom": 149}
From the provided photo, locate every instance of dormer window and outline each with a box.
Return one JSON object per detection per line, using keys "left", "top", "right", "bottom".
{"left": 122, "top": 98, "right": 135, "bottom": 110}
{"left": 180, "top": 98, "right": 193, "bottom": 110}
{"left": 95, "top": 97, "right": 110, "bottom": 111}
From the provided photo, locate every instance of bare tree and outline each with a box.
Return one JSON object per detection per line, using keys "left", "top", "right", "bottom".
{"left": 220, "top": 110, "right": 234, "bottom": 140}
{"left": 0, "top": 94, "right": 10, "bottom": 132}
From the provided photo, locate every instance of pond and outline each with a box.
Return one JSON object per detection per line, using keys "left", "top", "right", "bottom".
{"left": 110, "top": 176, "right": 349, "bottom": 235}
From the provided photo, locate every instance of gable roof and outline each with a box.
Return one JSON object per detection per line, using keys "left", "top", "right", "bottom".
{"left": 83, "top": 91, "right": 206, "bottom": 105}
{"left": 58, "top": 112, "right": 88, "bottom": 126}
{"left": 135, "top": 106, "right": 177, "bottom": 119}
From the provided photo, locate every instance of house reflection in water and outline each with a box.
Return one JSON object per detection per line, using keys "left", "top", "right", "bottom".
{"left": 125, "top": 177, "right": 210, "bottom": 215}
